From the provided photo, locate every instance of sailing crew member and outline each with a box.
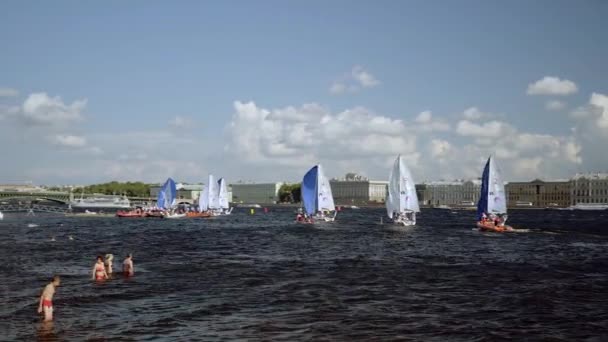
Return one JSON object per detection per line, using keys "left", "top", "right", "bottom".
{"left": 92, "top": 256, "right": 108, "bottom": 281}
{"left": 38, "top": 275, "right": 60, "bottom": 322}
{"left": 123, "top": 253, "right": 134, "bottom": 277}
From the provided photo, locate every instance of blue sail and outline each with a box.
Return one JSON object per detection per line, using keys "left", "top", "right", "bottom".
{"left": 476, "top": 158, "right": 491, "bottom": 221}
{"left": 301, "top": 166, "right": 318, "bottom": 215}
{"left": 156, "top": 186, "right": 166, "bottom": 209}
{"left": 158, "top": 177, "right": 177, "bottom": 209}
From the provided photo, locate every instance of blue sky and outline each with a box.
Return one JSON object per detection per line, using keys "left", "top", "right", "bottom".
{"left": 1, "top": 1, "right": 607, "bottom": 184}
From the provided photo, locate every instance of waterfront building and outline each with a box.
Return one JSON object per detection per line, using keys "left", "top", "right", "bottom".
{"left": 506, "top": 179, "right": 570, "bottom": 208}
{"left": 570, "top": 173, "right": 608, "bottom": 205}
{"left": 418, "top": 180, "right": 481, "bottom": 207}
{"left": 329, "top": 178, "right": 389, "bottom": 205}
{"left": 0, "top": 182, "right": 45, "bottom": 192}
{"left": 230, "top": 182, "right": 283, "bottom": 204}
{"left": 149, "top": 183, "right": 204, "bottom": 204}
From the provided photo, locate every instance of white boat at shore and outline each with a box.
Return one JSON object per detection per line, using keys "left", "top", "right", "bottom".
{"left": 236, "top": 204, "right": 262, "bottom": 208}
{"left": 566, "top": 203, "right": 608, "bottom": 211}
{"left": 70, "top": 195, "right": 131, "bottom": 209}
{"left": 433, "top": 205, "right": 452, "bottom": 210}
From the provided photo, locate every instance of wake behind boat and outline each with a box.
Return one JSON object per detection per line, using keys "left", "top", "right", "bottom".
{"left": 476, "top": 155, "right": 513, "bottom": 232}
{"left": 298, "top": 164, "right": 337, "bottom": 223}
{"left": 386, "top": 155, "right": 420, "bottom": 226}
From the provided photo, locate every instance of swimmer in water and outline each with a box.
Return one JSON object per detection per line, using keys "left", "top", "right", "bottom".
{"left": 38, "top": 275, "right": 60, "bottom": 322}
{"left": 123, "top": 253, "right": 134, "bottom": 277}
{"left": 92, "top": 255, "right": 108, "bottom": 281}
{"left": 105, "top": 254, "right": 114, "bottom": 275}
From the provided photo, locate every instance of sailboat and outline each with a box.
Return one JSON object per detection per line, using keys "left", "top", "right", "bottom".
{"left": 476, "top": 155, "right": 513, "bottom": 232}
{"left": 199, "top": 174, "right": 220, "bottom": 216}
{"left": 217, "top": 178, "right": 233, "bottom": 215}
{"left": 386, "top": 155, "right": 420, "bottom": 226}
{"left": 300, "top": 164, "right": 337, "bottom": 222}
{"left": 157, "top": 178, "right": 184, "bottom": 219}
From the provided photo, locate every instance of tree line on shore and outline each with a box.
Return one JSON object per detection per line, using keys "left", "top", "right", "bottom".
{"left": 47, "top": 181, "right": 300, "bottom": 201}
{"left": 48, "top": 182, "right": 152, "bottom": 198}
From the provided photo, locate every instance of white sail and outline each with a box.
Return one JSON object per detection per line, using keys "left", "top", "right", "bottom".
{"left": 386, "top": 158, "right": 400, "bottom": 219}
{"left": 316, "top": 164, "right": 335, "bottom": 211}
{"left": 386, "top": 155, "right": 420, "bottom": 222}
{"left": 218, "top": 178, "right": 230, "bottom": 209}
{"left": 199, "top": 185, "right": 209, "bottom": 212}
{"left": 208, "top": 174, "right": 219, "bottom": 209}
{"left": 487, "top": 156, "right": 507, "bottom": 214}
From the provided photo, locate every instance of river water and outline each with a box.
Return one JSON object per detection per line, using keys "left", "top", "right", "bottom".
{"left": 1, "top": 208, "right": 607, "bottom": 341}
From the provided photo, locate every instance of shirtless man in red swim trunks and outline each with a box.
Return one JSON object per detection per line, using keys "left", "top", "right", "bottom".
{"left": 123, "top": 253, "right": 134, "bottom": 277}
{"left": 38, "top": 275, "right": 60, "bottom": 322}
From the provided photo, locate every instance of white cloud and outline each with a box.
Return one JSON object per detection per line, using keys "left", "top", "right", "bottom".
{"left": 0, "top": 87, "right": 19, "bottom": 97}
{"left": 329, "top": 66, "right": 380, "bottom": 95}
{"left": 351, "top": 65, "right": 379, "bottom": 87}
{"left": 413, "top": 110, "right": 450, "bottom": 132}
{"left": 463, "top": 107, "right": 485, "bottom": 120}
{"left": 545, "top": 100, "right": 566, "bottom": 111}
{"left": 415, "top": 110, "right": 432, "bottom": 123}
{"left": 456, "top": 120, "right": 515, "bottom": 138}
{"left": 590, "top": 92, "right": 608, "bottom": 129}
{"left": 512, "top": 157, "right": 543, "bottom": 178}
{"left": 225, "top": 101, "right": 585, "bottom": 182}
{"left": 227, "top": 101, "right": 415, "bottom": 172}
{"left": 527, "top": 76, "right": 578, "bottom": 96}
{"left": 570, "top": 93, "right": 608, "bottom": 135}
{"left": 168, "top": 115, "right": 193, "bottom": 128}
{"left": 52, "top": 134, "right": 87, "bottom": 148}
{"left": 20, "top": 92, "right": 86, "bottom": 125}
{"left": 429, "top": 139, "right": 451, "bottom": 158}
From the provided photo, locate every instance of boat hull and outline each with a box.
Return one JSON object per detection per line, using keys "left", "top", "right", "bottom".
{"left": 164, "top": 213, "right": 186, "bottom": 219}
{"left": 186, "top": 212, "right": 211, "bottom": 218}
{"left": 393, "top": 219, "right": 415, "bottom": 226}
{"left": 144, "top": 212, "right": 164, "bottom": 218}
{"left": 477, "top": 221, "right": 513, "bottom": 232}
{"left": 116, "top": 211, "right": 144, "bottom": 218}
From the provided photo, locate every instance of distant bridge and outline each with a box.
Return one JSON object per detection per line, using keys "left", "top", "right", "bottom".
{"left": 0, "top": 191, "right": 157, "bottom": 205}
{"left": 0, "top": 203, "right": 70, "bottom": 214}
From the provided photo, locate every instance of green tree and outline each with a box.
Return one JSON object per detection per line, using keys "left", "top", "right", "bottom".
{"left": 278, "top": 183, "right": 301, "bottom": 203}
{"left": 74, "top": 181, "right": 152, "bottom": 197}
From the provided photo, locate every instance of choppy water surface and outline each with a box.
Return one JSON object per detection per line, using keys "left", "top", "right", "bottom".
{"left": 1, "top": 208, "right": 607, "bottom": 341}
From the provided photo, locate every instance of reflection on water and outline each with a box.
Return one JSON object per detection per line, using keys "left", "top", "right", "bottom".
{"left": 37, "top": 321, "right": 57, "bottom": 342}
{"left": 1, "top": 208, "right": 607, "bottom": 340}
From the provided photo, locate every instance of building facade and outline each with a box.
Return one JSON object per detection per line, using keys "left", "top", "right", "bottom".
{"left": 230, "top": 183, "right": 283, "bottom": 204}
{"left": 570, "top": 173, "right": 608, "bottom": 205}
{"left": 329, "top": 180, "right": 389, "bottom": 205}
{"left": 506, "top": 179, "right": 570, "bottom": 207}
{"left": 418, "top": 180, "right": 481, "bottom": 207}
